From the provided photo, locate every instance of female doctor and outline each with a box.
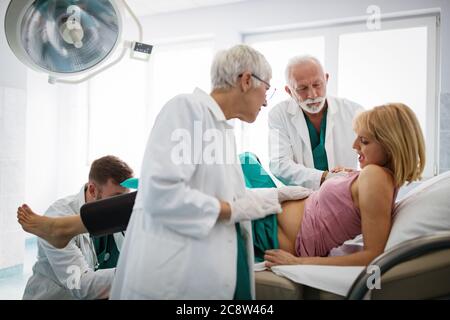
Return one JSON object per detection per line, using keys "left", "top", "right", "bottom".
{"left": 109, "top": 44, "right": 310, "bottom": 300}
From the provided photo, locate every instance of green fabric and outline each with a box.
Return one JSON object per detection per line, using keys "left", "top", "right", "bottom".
{"left": 233, "top": 223, "right": 252, "bottom": 300}
{"left": 304, "top": 109, "right": 329, "bottom": 171}
{"left": 120, "top": 177, "right": 139, "bottom": 189}
{"left": 239, "top": 152, "right": 279, "bottom": 263}
{"left": 91, "top": 234, "right": 121, "bottom": 270}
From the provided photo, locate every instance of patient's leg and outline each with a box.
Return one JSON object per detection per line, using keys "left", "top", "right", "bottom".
{"left": 277, "top": 199, "right": 306, "bottom": 255}
{"left": 80, "top": 191, "right": 136, "bottom": 236}
{"left": 17, "top": 204, "right": 87, "bottom": 249}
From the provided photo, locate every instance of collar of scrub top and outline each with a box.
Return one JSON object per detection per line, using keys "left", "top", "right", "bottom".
{"left": 120, "top": 177, "right": 139, "bottom": 189}
{"left": 193, "top": 88, "right": 235, "bottom": 128}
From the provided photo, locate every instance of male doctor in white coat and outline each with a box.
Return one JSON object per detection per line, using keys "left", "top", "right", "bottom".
{"left": 22, "top": 156, "right": 133, "bottom": 299}
{"left": 110, "top": 45, "right": 311, "bottom": 300}
{"left": 269, "top": 55, "right": 364, "bottom": 190}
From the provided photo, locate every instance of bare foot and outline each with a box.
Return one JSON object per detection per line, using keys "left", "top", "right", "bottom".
{"left": 17, "top": 204, "right": 72, "bottom": 249}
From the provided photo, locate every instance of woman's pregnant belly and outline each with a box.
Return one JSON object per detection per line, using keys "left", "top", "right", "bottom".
{"left": 277, "top": 198, "right": 307, "bottom": 254}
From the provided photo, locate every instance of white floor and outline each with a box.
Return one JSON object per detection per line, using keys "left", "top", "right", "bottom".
{"left": 0, "top": 238, "right": 37, "bottom": 300}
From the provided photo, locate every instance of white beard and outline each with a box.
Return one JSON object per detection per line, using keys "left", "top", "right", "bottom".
{"left": 295, "top": 96, "right": 327, "bottom": 114}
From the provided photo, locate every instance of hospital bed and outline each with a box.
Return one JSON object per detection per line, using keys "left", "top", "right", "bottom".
{"left": 255, "top": 232, "right": 450, "bottom": 300}
{"left": 255, "top": 170, "right": 450, "bottom": 300}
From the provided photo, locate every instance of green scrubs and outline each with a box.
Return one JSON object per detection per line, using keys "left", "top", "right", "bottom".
{"left": 239, "top": 152, "right": 279, "bottom": 263}
{"left": 92, "top": 234, "right": 121, "bottom": 270}
{"left": 92, "top": 178, "right": 138, "bottom": 270}
{"left": 234, "top": 151, "right": 284, "bottom": 300}
{"left": 233, "top": 223, "right": 252, "bottom": 300}
{"left": 303, "top": 109, "right": 329, "bottom": 171}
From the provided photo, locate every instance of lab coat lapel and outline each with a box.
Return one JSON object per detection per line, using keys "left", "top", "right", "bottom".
{"left": 76, "top": 184, "right": 98, "bottom": 268}
{"left": 288, "top": 100, "right": 313, "bottom": 162}
{"left": 324, "top": 98, "right": 337, "bottom": 168}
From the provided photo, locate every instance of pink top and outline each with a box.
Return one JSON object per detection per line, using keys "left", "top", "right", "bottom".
{"left": 295, "top": 171, "right": 396, "bottom": 257}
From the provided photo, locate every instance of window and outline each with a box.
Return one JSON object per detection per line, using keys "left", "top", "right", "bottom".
{"left": 244, "top": 14, "right": 438, "bottom": 177}
{"left": 87, "top": 39, "right": 214, "bottom": 174}
{"left": 244, "top": 34, "right": 325, "bottom": 168}
{"left": 88, "top": 56, "right": 148, "bottom": 175}
{"left": 337, "top": 17, "right": 438, "bottom": 176}
{"left": 147, "top": 40, "right": 214, "bottom": 129}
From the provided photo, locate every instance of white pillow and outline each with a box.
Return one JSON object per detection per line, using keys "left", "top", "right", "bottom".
{"left": 385, "top": 171, "right": 450, "bottom": 249}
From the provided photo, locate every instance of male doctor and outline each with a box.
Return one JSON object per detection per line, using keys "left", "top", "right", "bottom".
{"left": 269, "top": 55, "right": 363, "bottom": 190}
{"left": 22, "top": 155, "right": 133, "bottom": 299}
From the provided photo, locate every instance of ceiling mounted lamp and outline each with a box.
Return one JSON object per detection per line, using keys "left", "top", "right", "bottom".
{"left": 4, "top": 0, "right": 153, "bottom": 84}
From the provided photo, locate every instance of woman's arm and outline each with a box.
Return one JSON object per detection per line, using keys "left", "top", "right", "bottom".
{"left": 353, "top": 164, "right": 394, "bottom": 264}
{"left": 265, "top": 164, "right": 395, "bottom": 267}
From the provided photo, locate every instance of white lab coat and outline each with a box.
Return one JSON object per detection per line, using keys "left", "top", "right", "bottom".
{"left": 22, "top": 186, "right": 115, "bottom": 300}
{"left": 268, "top": 96, "right": 363, "bottom": 190}
{"left": 110, "top": 88, "right": 255, "bottom": 300}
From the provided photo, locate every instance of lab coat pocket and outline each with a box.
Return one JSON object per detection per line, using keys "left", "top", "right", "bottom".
{"left": 127, "top": 231, "right": 188, "bottom": 299}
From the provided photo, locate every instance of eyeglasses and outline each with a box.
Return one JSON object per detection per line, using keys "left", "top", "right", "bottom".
{"left": 250, "top": 74, "right": 277, "bottom": 101}
{"left": 239, "top": 73, "right": 277, "bottom": 101}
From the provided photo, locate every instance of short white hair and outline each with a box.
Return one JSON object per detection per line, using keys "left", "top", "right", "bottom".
{"left": 285, "top": 55, "right": 324, "bottom": 87}
{"left": 211, "top": 44, "right": 272, "bottom": 90}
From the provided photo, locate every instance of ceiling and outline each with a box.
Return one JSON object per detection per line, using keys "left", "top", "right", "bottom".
{"left": 126, "top": 0, "right": 250, "bottom": 16}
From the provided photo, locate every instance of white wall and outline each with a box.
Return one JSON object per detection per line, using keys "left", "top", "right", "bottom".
{"left": 25, "top": 76, "right": 89, "bottom": 210}
{"left": 0, "top": 0, "right": 27, "bottom": 271}
{"left": 54, "top": 84, "right": 90, "bottom": 196}
{"left": 138, "top": 0, "right": 449, "bottom": 89}
{"left": 136, "top": 0, "right": 450, "bottom": 171}
{"left": 24, "top": 71, "right": 59, "bottom": 213}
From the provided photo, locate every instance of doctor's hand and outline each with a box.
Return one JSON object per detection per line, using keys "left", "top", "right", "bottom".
{"left": 277, "top": 186, "right": 313, "bottom": 203}
{"left": 228, "top": 189, "right": 282, "bottom": 224}
{"left": 325, "top": 171, "right": 350, "bottom": 180}
{"left": 330, "top": 166, "right": 355, "bottom": 173}
{"left": 321, "top": 169, "right": 353, "bottom": 184}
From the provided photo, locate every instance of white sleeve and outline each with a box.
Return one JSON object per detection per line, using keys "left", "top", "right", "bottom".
{"left": 268, "top": 108, "right": 323, "bottom": 190}
{"left": 40, "top": 238, "right": 114, "bottom": 300}
{"left": 139, "top": 96, "right": 220, "bottom": 239}
{"left": 42, "top": 204, "right": 115, "bottom": 300}
{"left": 247, "top": 188, "right": 280, "bottom": 208}
{"left": 342, "top": 98, "right": 364, "bottom": 118}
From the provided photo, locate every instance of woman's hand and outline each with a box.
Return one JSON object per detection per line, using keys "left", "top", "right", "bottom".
{"left": 264, "top": 249, "right": 303, "bottom": 267}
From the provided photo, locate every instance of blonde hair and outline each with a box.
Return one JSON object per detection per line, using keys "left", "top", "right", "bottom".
{"left": 353, "top": 103, "right": 426, "bottom": 186}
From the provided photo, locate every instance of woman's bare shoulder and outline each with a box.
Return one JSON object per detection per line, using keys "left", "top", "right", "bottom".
{"left": 358, "top": 165, "right": 395, "bottom": 189}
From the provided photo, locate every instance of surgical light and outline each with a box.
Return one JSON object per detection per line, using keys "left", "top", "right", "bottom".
{"left": 4, "top": 0, "right": 152, "bottom": 84}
